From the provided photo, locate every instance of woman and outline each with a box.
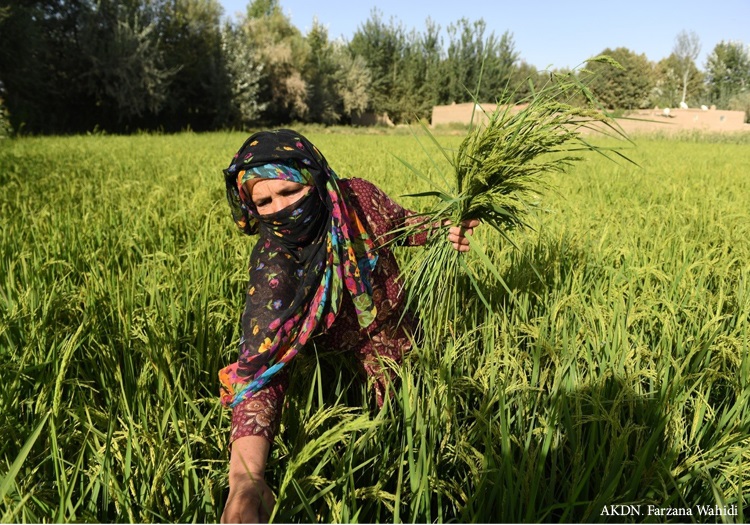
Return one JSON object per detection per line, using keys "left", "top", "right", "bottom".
{"left": 219, "top": 129, "right": 477, "bottom": 523}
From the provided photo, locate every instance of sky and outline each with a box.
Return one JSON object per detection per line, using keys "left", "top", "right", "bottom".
{"left": 218, "top": 0, "right": 749, "bottom": 70}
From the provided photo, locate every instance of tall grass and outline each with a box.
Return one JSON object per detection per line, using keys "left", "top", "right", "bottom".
{"left": 1, "top": 131, "right": 748, "bottom": 522}
{"left": 394, "top": 69, "right": 634, "bottom": 345}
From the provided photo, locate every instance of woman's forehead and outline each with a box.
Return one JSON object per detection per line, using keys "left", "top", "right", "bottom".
{"left": 247, "top": 178, "right": 307, "bottom": 195}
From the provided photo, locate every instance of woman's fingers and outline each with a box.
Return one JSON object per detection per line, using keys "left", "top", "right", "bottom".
{"left": 447, "top": 225, "right": 473, "bottom": 252}
{"left": 440, "top": 219, "right": 480, "bottom": 252}
{"left": 447, "top": 228, "right": 473, "bottom": 241}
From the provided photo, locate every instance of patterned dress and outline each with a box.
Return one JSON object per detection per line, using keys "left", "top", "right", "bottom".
{"left": 229, "top": 177, "right": 428, "bottom": 444}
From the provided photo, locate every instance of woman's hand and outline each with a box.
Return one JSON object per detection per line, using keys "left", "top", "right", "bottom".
{"left": 222, "top": 475, "right": 275, "bottom": 523}
{"left": 447, "top": 219, "right": 480, "bottom": 252}
{"left": 222, "top": 435, "right": 274, "bottom": 523}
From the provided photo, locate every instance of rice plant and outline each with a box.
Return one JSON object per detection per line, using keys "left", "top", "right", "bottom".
{"left": 1, "top": 131, "right": 749, "bottom": 522}
{"left": 395, "top": 60, "right": 635, "bottom": 345}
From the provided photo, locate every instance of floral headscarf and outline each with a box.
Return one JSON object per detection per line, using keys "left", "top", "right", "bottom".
{"left": 219, "top": 129, "right": 378, "bottom": 407}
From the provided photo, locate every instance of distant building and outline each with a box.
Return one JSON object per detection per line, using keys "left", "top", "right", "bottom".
{"left": 430, "top": 103, "right": 748, "bottom": 132}
{"left": 620, "top": 107, "right": 747, "bottom": 133}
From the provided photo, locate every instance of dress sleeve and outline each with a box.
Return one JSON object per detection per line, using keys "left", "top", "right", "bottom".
{"left": 230, "top": 368, "right": 288, "bottom": 445}
{"left": 226, "top": 237, "right": 300, "bottom": 445}
{"left": 346, "top": 178, "right": 430, "bottom": 247}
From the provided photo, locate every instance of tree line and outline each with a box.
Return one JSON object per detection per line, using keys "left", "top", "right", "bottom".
{"left": 1, "top": 0, "right": 748, "bottom": 135}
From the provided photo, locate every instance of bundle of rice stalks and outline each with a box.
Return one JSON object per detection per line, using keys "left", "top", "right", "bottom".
{"left": 395, "top": 58, "right": 635, "bottom": 343}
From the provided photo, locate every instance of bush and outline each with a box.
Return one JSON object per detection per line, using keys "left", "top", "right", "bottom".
{"left": 0, "top": 97, "right": 12, "bottom": 138}
{"left": 728, "top": 91, "right": 750, "bottom": 123}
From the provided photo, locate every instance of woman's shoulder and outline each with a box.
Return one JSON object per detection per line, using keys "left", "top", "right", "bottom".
{"left": 341, "top": 177, "right": 380, "bottom": 194}
{"left": 341, "top": 177, "right": 407, "bottom": 237}
{"left": 342, "top": 178, "right": 394, "bottom": 205}
{"left": 346, "top": 177, "right": 395, "bottom": 211}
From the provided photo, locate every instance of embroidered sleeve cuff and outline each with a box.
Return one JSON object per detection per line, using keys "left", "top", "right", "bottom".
{"left": 229, "top": 370, "right": 288, "bottom": 446}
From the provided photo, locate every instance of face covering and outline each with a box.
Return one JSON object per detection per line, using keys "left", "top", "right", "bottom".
{"left": 220, "top": 129, "right": 378, "bottom": 407}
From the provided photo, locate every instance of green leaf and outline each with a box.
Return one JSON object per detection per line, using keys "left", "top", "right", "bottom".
{"left": 0, "top": 412, "right": 50, "bottom": 502}
{"left": 401, "top": 190, "right": 454, "bottom": 202}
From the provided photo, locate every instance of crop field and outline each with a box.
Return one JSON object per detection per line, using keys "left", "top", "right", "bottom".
{"left": 1, "top": 129, "right": 749, "bottom": 523}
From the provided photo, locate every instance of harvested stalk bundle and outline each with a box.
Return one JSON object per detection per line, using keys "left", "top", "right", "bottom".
{"left": 395, "top": 61, "right": 634, "bottom": 343}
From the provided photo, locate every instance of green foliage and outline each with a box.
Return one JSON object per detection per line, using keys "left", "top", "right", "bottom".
{"left": 0, "top": 96, "right": 11, "bottom": 138}
{"left": 441, "top": 19, "right": 518, "bottom": 105}
{"left": 155, "top": 0, "right": 227, "bottom": 130}
{"left": 507, "top": 61, "right": 545, "bottom": 103}
{"left": 242, "top": 0, "right": 309, "bottom": 122}
{"left": 652, "top": 53, "right": 705, "bottom": 108}
{"left": 246, "top": 0, "right": 280, "bottom": 19}
{"left": 8, "top": 2, "right": 734, "bottom": 133}
{"left": 0, "top": 0, "right": 91, "bottom": 132}
{"left": 301, "top": 22, "right": 373, "bottom": 125}
{"left": 220, "top": 23, "right": 266, "bottom": 127}
{"left": 303, "top": 20, "right": 341, "bottom": 124}
{"left": 348, "top": 13, "right": 520, "bottom": 124}
{"left": 728, "top": 91, "right": 750, "bottom": 123}
{"left": 0, "top": 0, "right": 233, "bottom": 133}
{"left": 672, "top": 30, "right": 701, "bottom": 105}
{"left": 348, "top": 9, "right": 410, "bottom": 119}
{"left": 387, "top": 23, "right": 443, "bottom": 122}
{"left": 1, "top": 131, "right": 749, "bottom": 522}
{"left": 80, "top": 0, "right": 173, "bottom": 123}
{"left": 705, "top": 40, "right": 750, "bottom": 109}
{"left": 586, "top": 48, "right": 655, "bottom": 110}
{"left": 331, "top": 48, "right": 372, "bottom": 121}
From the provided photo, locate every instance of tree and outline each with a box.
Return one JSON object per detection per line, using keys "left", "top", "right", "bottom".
{"left": 349, "top": 14, "right": 452, "bottom": 123}
{"left": 728, "top": 91, "right": 750, "bottom": 122}
{"left": 80, "top": 0, "right": 173, "bottom": 127}
{"left": 413, "top": 18, "right": 444, "bottom": 114}
{"left": 388, "top": 26, "right": 436, "bottom": 122}
{"left": 241, "top": 0, "right": 308, "bottom": 122}
{"left": 0, "top": 0, "right": 178, "bottom": 133}
{"left": 477, "top": 30, "right": 518, "bottom": 102}
{"left": 704, "top": 40, "right": 750, "bottom": 108}
{"left": 246, "top": 0, "right": 277, "bottom": 18}
{"left": 331, "top": 49, "right": 371, "bottom": 121}
{"left": 439, "top": 19, "right": 517, "bottom": 105}
{"left": 0, "top": 0, "right": 91, "bottom": 132}
{"left": 0, "top": 0, "right": 241, "bottom": 132}
{"left": 303, "top": 18, "right": 339, "bottom": 124}
{"left": 348, "top": 9, "right": 406, "bottom": 117}
{"left": 154, "top": 0, "right": 226, "bottom": 131}
{"left": 653, "top": 53, "right": 704, "bottom": 108}
{"left": 0, "top": 89, "right": 11, "bottom": 137}
{"left": 220, "top": 22, "right": 266, "bottom": 127}
{"left": 508, "top": 61, "right": 543, "bottom": 103}
{"left": 586, "top": 48, "right": 655, "bottom": 110}
{"left": 673, "top": 30, "right": 701, "bottom": 106}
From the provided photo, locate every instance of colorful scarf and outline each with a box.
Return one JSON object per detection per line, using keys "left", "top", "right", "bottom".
{"left": 219, "top": 129, "right": 378, "bottom": 407}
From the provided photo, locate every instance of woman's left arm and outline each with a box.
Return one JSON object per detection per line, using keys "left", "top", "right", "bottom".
{"left": 346, "top": 178, "right": 479, "bottom": 250}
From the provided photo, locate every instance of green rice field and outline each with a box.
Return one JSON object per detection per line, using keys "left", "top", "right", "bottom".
{"left": 1, "top": 129, "right": 749, "bottom": 523}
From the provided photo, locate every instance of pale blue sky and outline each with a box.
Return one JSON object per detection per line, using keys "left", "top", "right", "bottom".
{"left": 218, "top": 0, "right": 748, "bottom": 70}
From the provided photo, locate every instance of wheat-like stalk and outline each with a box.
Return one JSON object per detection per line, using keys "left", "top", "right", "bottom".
{"left": 396, "top": 60, "right": 635, "bottom": 343}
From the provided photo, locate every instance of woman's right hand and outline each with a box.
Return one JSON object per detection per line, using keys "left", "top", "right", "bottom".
{"left": 222, "top": 435, "right": 274, "bottom": 523}
{"left": 221, "top": 475, "right": 275, "bottom": 523}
